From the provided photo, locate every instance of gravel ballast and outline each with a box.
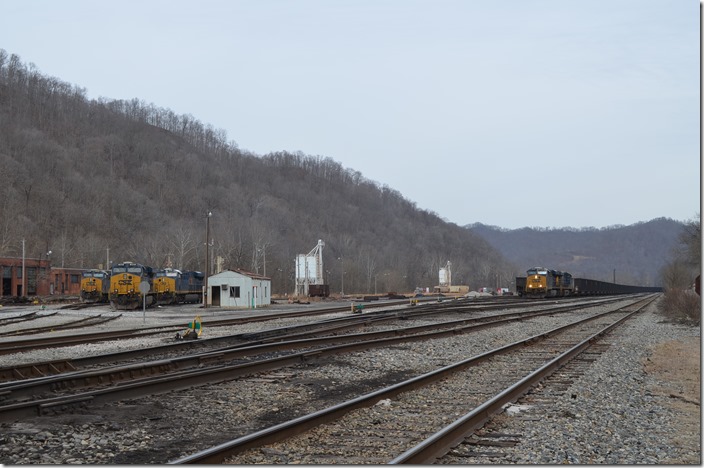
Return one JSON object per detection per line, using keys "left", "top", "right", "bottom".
{"left": 0, "top": 298, "right": 699, "bottom": 464}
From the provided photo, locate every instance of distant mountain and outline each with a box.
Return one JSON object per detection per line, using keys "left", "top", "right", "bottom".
{"left": 466, "top": 218, "right": 684, "bottom": 286}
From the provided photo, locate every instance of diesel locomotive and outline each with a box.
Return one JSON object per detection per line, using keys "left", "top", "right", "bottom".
{"left": 522, "top": 267, "right": 573, "bottom": 298}
{"left": 80, "top": 269, "right": 111, "bottom": 303}
{"left": 153, "top": 268, "right": 204, "bottom": 305}
{"left": 109, "top": 261, "right": 155, "bottom": 310}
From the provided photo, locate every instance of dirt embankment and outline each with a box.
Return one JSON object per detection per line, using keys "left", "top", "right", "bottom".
{"left": 644, "top": 335, "right": 700, "bottom": 464}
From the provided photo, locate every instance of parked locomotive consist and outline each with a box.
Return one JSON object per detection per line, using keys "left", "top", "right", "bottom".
{"left": 153, "top": 268, "right": 204, "bottom": 305}
{"left": 516, "top": 267, "right": 663, "bottom": 298}
{"left": 109, "top": 262, "right": 155, "bottom": 310}
{"left": 80, "top": 269, "right": 111, "bottom": 303}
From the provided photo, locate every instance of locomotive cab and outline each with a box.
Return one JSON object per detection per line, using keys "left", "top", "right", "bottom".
{"left": 154, "top": 268, "right": 180, "bottom": 305}
{"left": 80, "top": 269, "right": 111, "bottom": 303}
{"left": 525, "top": 267, "right": 549, "bottom": 297}
{"left": 109, "top": 262, "right": 155, "bottom": 310}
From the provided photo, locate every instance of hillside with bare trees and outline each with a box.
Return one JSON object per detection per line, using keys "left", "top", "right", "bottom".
{"left": 0, "top": 49, "right": 516, "bottom": 295}
{"left": 1, "top": 49, "right": 689, "bottom": 296}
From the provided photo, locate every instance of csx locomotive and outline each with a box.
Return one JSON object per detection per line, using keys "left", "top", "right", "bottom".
{"left": 109, "top": 261, "right": 155, "bottom": 310}
{"left": 80, "top": 269, "right": 111, "bottom": 303}
{"left": 523, "top": 267, "right": 574, "bottom": 298}
{"left": 153, "top": 268, "right": 204, "bottom": 305}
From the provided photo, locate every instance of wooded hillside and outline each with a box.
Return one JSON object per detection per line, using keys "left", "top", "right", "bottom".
{"left": 0, "top": 49, "right": 516, "bottom": 295}
{"left": 468, "top": 218, "right": 685, "bottom": 286}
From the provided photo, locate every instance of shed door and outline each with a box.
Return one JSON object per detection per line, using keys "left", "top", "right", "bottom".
{"left": 211, "top": 285, "right": 221, "bottom": 306}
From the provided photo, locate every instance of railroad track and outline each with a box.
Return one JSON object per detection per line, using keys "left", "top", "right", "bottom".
{"left": 170, "top": 296, "right": 657, "bottom": 464}
{"left": 441, "top": 341, "right": 613, "bottom": 463}
{"left": 0, "top": 313, "right": 121, "bottom": 337}
{"left": 0, "top": 297, "right": 630, "bottom": 420}
{"left": 0, "top": 311, "right": 45, "bottom": 326}
{"left": 0, "top": 294, "right": 599, "bottom": 379}
{"left": 0, "top": 298, "right": 426, "bottom": 356}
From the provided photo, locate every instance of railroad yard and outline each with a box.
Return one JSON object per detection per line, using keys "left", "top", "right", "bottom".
{"left": 0, "top": 294, "right": 699, "bottom": 464}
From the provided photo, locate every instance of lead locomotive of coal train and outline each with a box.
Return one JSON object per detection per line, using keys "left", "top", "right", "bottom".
{"left": 516, "top": 266, "right": 662, "bottom": 298}
{"left": 100, "top": 261, "right": 204, "bottom": 310}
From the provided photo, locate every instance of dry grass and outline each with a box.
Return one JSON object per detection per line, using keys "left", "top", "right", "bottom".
{"left": 658, "top": 290, "right": 701, "bottom": 325}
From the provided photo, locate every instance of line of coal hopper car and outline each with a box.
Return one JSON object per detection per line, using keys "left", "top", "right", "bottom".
{"left": 516, "top": 266, "right": 662, "bottom": 298}
{"left": 100, "top": 262, "right": 204, "bottom": 310}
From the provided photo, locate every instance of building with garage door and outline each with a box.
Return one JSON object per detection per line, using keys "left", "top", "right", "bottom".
{"left": 206, "top": 269, "right": 271, "bottom": 308}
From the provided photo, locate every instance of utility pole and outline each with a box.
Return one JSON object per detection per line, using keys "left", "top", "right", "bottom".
{"left": 21, "top": 239, "right": 25, "bottom": 297}
{"left": 204, "top": 211, "right": 212, "bottom": 308}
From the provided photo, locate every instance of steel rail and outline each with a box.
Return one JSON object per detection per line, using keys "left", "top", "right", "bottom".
{"left": 169, "top": 297, "right": 653, "bottom": 464}
{"left": 0, "top": 298, "right": 415, "bottom": 356}
{"left": 0, "top": 298, "right": 636, "bottom": 423}
{"left": 0, "top": 297, "right": 619, "bottom": 402}
{"left": 0, "top": 294, "right": 582, "bottom": 382}
{"left": 0, "top": 311, "right": 42, "bottom": 326}
{"left": 0, "top": 301, "right": 451, "bottom": 381}
{"left": 0, "top": 314, "right": 122, "bottom": 337}
{"left": 389, "top": 298, "right": 655, "bottom": 463}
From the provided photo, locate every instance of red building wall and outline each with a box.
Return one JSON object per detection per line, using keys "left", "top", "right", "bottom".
{"left": 0, "top": 257, "right": 85, "bottom": 297}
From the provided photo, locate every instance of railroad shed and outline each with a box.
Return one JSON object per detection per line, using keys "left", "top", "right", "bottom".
{"left": 206, "top": 269, "right": 271, "bottom": 308}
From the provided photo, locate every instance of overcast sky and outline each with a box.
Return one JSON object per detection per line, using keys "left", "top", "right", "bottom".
{"left": 2, "top": 0, "right": 700, "bottom": 229}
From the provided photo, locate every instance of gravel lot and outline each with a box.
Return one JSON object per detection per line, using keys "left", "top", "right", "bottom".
{"left": 0, "top": 297, "right": 699, "bottom": 464}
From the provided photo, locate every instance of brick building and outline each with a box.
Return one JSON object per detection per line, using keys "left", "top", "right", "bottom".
{"left": 0, "top": 257, "right": 85, "bottom": 297}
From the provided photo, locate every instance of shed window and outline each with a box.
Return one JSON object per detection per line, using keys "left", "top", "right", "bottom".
{"left": 230, "top": 286, "right": 240, "bottom": 298}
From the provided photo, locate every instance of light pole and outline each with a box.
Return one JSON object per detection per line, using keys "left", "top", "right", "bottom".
{"left": 337, "top": 256, "right": 344, "bottom": 296}
{"left": 21, "top": 238, "right": 25, "bottom": 298}
{"left": 204, "top": 211, "right": 212, "bottom": 308}
{"left": 40, "top": 250, "right": 52, "bottom": 292}
{"left": 47, "top": 251, "right": 53, "bottom": 295}
{"left": 257, "top": 246, "right": 267, "bottom": 277}
{"left": 277, "top": 268, "right": 283, "bottom": 297}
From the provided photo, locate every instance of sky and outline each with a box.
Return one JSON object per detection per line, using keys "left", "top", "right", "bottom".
{"left": 1, "top": 0, "right": 700, "bottom": 229}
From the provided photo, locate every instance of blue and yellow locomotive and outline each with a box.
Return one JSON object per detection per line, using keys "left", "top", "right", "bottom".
{"left": 80, "top": 269, "right": 111, "bottom": 303}
{"left": 523, "top": 267, "right": 573, "bottom": 298}
{"left": 109, "top": 262, "right": 155, "bottom": 310}
{"left": 153, "top": 268, "right": 204, "bottom": 305}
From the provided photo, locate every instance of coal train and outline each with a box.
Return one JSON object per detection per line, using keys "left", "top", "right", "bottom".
{"left": 516, "top": 266, "right": 662, "bottom": 298}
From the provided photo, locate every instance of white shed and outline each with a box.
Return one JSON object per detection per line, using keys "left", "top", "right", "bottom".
{"left": 206, "top": 269, "right": 271, "bottom": 308}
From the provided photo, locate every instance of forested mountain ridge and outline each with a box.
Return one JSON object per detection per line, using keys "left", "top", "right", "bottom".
{"left": 0, "top": 49, "right": 516, "bottom": 295}
{"left": 467, "top": 218, "right": 685, "bottom": 286}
